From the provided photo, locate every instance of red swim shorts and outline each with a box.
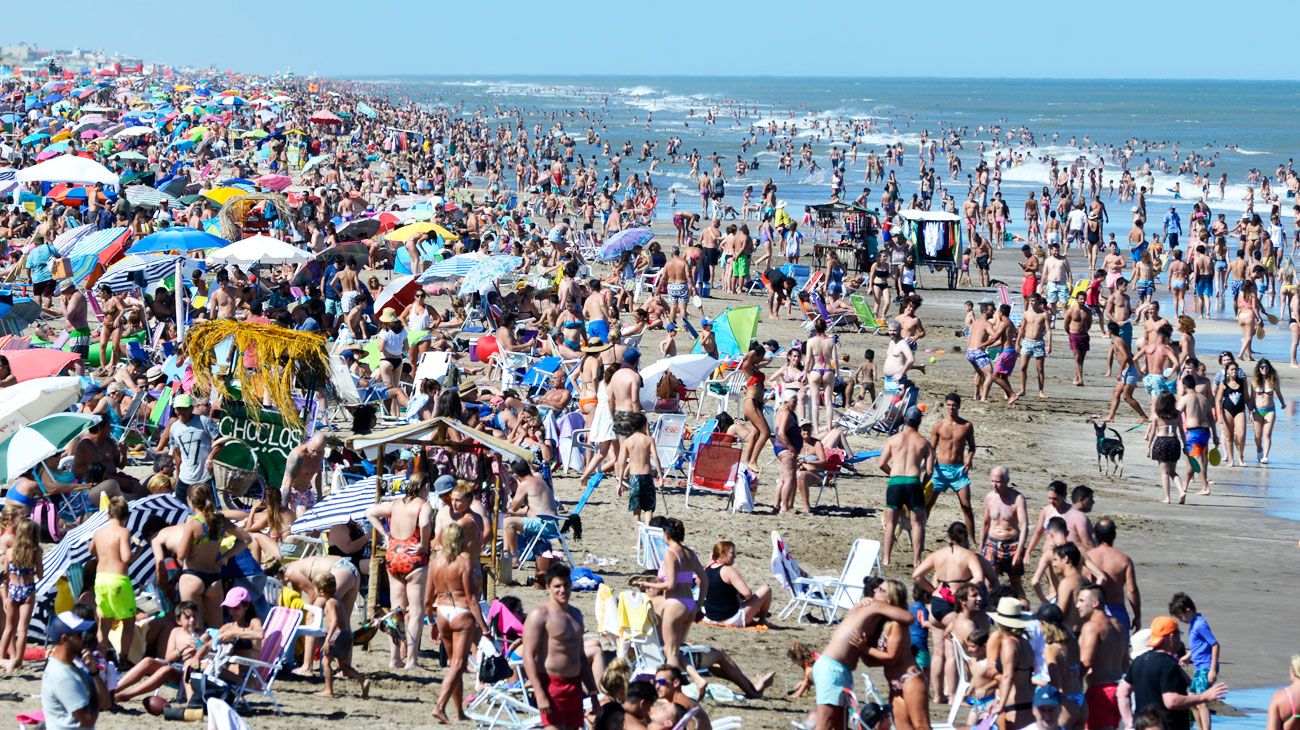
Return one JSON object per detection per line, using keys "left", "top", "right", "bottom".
{"left": 1085, "top": 682, "right": 1119, "bottom": 729}
{"left": 539, "top": 673, "right": 584, "bottom": 729}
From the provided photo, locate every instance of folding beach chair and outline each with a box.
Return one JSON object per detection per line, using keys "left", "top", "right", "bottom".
{"left": 650, "top": 413, "right": 688, "bottom": 472}
{"left": 684, "top": 442, "right": 742, "bottom": 509}
{"left": 661, "top": 418, "right": 715, "bottom": 486}
{"left": 849, "top": 294, "right": 887, "bottom": 334}
{"left": 810, "top": 449, "right": 847, "bottom": 508}
{"left": 809, "top": 292, "right": 856, "bottom": 332}
{"left": 412, "top": 350, "right": 451, "bottom": 389}
{"left": 932, "top": 634, "right": 975, "bottom": 730}
{"left": 770, "top": 531, "right": 839, "bottom": 624}
{"left": 697, "top": 367, "right": 745, "bottom": 417}
{"left": 199, "top": 606, "right": 301, "bottom": 715}
{"left": 636, "top": 523, "right": 669, "bottom": 570}
{"left": 517, "top": 514, "right": 576, "bottom": 569}
{"left": 773, "top": 534, "right": 882, "bottom": 624}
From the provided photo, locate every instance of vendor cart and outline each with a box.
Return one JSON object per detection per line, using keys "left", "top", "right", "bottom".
{"left": 811, "top": 202, "right": 880, "bottom": 273}
{"left": 898, "top": 209, "right": 962, "bottom": 290}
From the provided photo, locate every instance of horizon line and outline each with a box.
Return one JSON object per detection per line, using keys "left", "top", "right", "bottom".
{"left": 331, "top": 72, "right": 1300, "bottom": 84}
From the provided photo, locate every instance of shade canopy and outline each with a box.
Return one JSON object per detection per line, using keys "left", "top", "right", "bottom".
{"left": 207, "top": 235, "right": 311, "bottom": 267}
{"left": 16, "top": 154, "right": 118, "bottom": 187}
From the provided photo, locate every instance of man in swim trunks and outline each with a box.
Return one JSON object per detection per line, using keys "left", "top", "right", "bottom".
{"left": 616, "top": 412, "right": 661, "bottom": 528}
{"left": 523, "top": 564, "right": 596, "bottom": 730}
{"left": 1086, "top": 519, "right": 1141, "bottom": 635}
{"left": 1016, "top": 294, "right": 1051, "bottom": 399}
{"left": 929, "top": 392, "right": 977, "bottom": 535}
{"left": 503, "top": 458, "right": 562, "bottom": 565}
{"left": 1103, "top": 277, "right": 1134, "bottom": 376}
{"left": 970, "top": 233, "right": 992, "bottom": 287}
{"left": 1040, "top": 242, "right": 1073, "bottom": 322}
{"left": 1077, "top": 583, "right": 1127, "bottom": 730}
{"left": 90, "top": 496, "right": 137, "bottom": 655}
{"left": 989, "top": 304, "right": 1021, "bottom": 406}
{"left": 813, "top": 599, "right": 916, "bottom": 730}
{"left": 1176, "top": 374, "right": 1219, "bottom": 498}
{"left": 60, "top": 279, "right": 90, "bottom": 370}
{"left": 1103, "top": 320, "right": 1147, "bottom": 423}
{"left": 980, "top": 465, "right": 1028, "bottom": 596}
{"left": 660, "top": 247, "right": 692, "bottom": 326}
{"left": 878, "top": 406, "right": 934, "bottom": 568}
{"left": 1064, "top": 290, "right": 1094, "bottom": 386}
{"left": 965, "top": 300, "right": 996, "bottom": 401}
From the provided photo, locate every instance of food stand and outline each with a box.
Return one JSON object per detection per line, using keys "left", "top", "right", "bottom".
{"left": 898, "top": 208, "right": 963, "bottom": 290}
{"left": 811, "top": 202, "right": 880, "bottom": 272}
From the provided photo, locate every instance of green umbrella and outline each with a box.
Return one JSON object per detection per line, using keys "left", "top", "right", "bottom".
{"left": 120, "top": 170, "right": 156, "bottom": 187}
{"left": 0, "top": 413, "right": 98, "bottom": 482}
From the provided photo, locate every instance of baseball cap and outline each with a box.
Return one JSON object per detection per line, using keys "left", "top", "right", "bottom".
{"left": 701, "top": 318, "right": 712, "bottom": 327}
{"left": 904, "top": 405, "right": 924, "bottom": 424}
{"left": 1033, "top": 685, "right": 1062, "bottom": 708}
{"left": 48, "top": 610, "right": 95, "bottom": 643}
{"left": 623, "top": 347, "right": 641, "bottom": 364}
{"left": 432, "top": 474, "right": 456, "bottom": 496}
{"left": 221, "top": 586, "right": 252, "bottom": 608}
{"left": 1147, "top": 616, "right": 1179, "bottom": 647}
{"left": 665, "top": 323, "right": 677, "bottom": 332}
{"left": 174, "top": 394, "right": 195, "bottom": 408}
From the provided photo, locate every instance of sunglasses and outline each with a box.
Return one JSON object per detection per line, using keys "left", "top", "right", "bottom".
{"left": 655, "top": 678, "right": 671, "bottom": 686}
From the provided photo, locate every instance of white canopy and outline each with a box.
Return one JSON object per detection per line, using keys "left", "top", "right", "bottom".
{"left": 114, "top": 125, "right": 156, "bottom": 138}
{"left": 638, "top": 354, "right": 720, "bottom": 409}
{"left": 207, "top": 235, "right": 312, "bottom": 268}
{"left": 898, "top": 209, "right": 960, "bottom": 222}
{"left": 15, "top": 154, "right": 119, "bottom": 188}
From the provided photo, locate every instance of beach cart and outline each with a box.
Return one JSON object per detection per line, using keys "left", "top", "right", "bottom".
{"left": 898, "top": 209, "right": 962, "bottom": 290}
{"left": 811, "top": 202, "right": 880, "bottom": 272}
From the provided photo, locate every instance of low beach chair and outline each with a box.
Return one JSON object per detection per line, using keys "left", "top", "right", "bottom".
{"left": 684, "top": 442, "right": 742, "bottom": 509}
{"left": 773, "top": 534, "right": 881, "bottom": 623}
{"left": 203, "top": 605, "right": 301, "bottom": 714}
{"left": 932, "top": 634, "right": 975, "bottom": 730}
{"left": 849, "top": 294, "right": 887, "bottom": 334}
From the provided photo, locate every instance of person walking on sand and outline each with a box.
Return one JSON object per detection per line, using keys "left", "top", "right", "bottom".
{"left": 1177, "top": 375, "right": 1219, "bottom": 497}
{"left": 90, "top": 497, "right": 136, "bottom": 659}
{"left": 878, "top": 406, "right": 934, "bottom": 568}
{"left": 1077, "top": 583, "right": 1128, "bottom": 730}
{"left": 1103, "top": 321, "right": 1147, "bottom": 423}
{"left": 523, "top": 564, "right": 597, "bottom": 730}
{"left": 989, "top": 304, "right": 1021, "bottom": 406}
{"left": 928, "top": 392, "right": 977, "bottom": 536}
{"left": 1146, "top": 393, "right": 1188, "bottom": 504}
{"left": 314, "top": 573, "right": 371, "bottom": 700}
{"left": 1064, "top": 290, "right": 1094, "bottom": 386}
{"left": 1016, "top": 294, "right": 1052, "bottom": 399}
{"left": 616, "top": 412, "right": 663, "bottom": 529}
{"left": 965, "top": 300, "right": 996, "bottom": 401}
{"left": 980, "top": 466, "right": 1028, "bottom": 596}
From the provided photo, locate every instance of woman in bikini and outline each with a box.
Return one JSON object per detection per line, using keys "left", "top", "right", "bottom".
{"left": 1252, "top": 359, "right": 1286, "bottom": 464}
{"left": 805, "top": 318, "right": 839, "bottom": 434}
{"left": 773, "top": 346, "right": 809, "bottom": 422}
{"left": 425, "top": 522, "right": 490, "bottom": 724}
{"left": 645, "top": 518, "right": 707, "bottom": 674}
{"left": 990, "top": 598, "right": 1036, "bottom": 730}
{"left": 739, "top": 341, "right": 771, "bottom": 473}
{"left": 1236, "top": 280, "right": 1262, "bottom": 362}
{"left": 1215, "top": 355, "right": 1251, "bottom": 467}
{"left": 1039, "top": 608, "right": 1086, "bottom": 730}
{"left": 237, "top": 486, "right": 293, "bottom": 564}
{"left": 913, "top": 522, "right": 985, "bottom": 704}
{"left": 867, "top": 578, "right": 930, "bottom": 730}
{"left": 1264, "top": 654, "right": 1300, "bottom": 729}
{"left": 368, "top": 474, "right": 433, "bottom": 670}
{"left": 176, "top": 484, "right": 251, "bottom": 629}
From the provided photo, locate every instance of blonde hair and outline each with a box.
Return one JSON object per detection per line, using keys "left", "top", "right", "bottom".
{"left": 441, "top": 521, "right": 464, "bottom": 556}
{"left": 9, "top": 520, "right": 39, "bottom": 570}
{"left": 1291, "top": 654, "right": 1300, "bottom": 679}
{"left": 600, "top": 657, "right": 631, "bottom": 703}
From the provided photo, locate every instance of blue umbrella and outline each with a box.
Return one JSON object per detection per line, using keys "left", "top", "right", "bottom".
{"left": 418, "top": 253, "right": 486, "bottom": 283}
{"left": 20, "top": 132, "right": 49, "bottom": 146}
{"left": 0, "top": 296, "right": 42, "bottom": 336}
{"left": 459, "top": 256, "right": 523, "bottom": 295}
{"left": 126, "top": 227, "right": 228, "bottom": 254}
{"left": 597, "top": 228, "right": 654, "bottom": 261}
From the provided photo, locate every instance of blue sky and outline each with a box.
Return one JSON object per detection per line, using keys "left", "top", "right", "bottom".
{"left": 8, "top": 0, "right": 1300, "bottom": 80}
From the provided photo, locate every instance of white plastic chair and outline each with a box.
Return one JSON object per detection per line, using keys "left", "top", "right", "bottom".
{"left": 637, "top": 523, "right": 669, "bottom": 570}
{"left": 697, "top": 367, "right": 745, "bottom": 417}
{"left": 933, "top": 634, "right": 975, "bottom": 729}
{"left": 773, "top": 534, "right": 882, "bottom": 623}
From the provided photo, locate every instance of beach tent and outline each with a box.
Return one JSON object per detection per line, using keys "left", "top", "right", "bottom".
{"left": 692, "top": 306, "right": 761, "bottom": 359}
{"left": 16, "top": 154, "right": 118, "bottom": 188}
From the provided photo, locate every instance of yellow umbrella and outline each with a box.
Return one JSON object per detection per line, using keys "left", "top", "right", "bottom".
{"left": 202, "top": 187, "right": 246, "bottom": 206}
{"left": 174, "top": 84, "right": 193, "bottom": 92}
{"left": 385, "top": 222, "right": 459, "bottom": 243}
{"left": 285, "top": 129, "right": 307, "bottom": 136}
{"left": 50, "top": 129, "right": 71, "bottom": 143}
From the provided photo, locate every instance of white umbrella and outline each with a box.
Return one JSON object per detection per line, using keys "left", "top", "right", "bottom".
{"left": 207, "top": 235, "right": 311, "bottom": 268}
{"left": 15, "top": 154, "right": 118, "bottom": 188}
{"left": 114, "top": 125, "right": 156, "bottom": 138}
{"left": 638, "top": 354, "right": 720, "bottom": 409}
{"left": 0, "top": 376, "right": 82, "bottom": 443}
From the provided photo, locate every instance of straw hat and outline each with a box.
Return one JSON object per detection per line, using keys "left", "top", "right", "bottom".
{"left": 379, "top": 307, "right": 399, "bottom": 324}
{"left": 581, "top": 338, "right": 611, "bottom": 354}
{"left": 989, "top": 597, "right": 1032, "bottom": 628}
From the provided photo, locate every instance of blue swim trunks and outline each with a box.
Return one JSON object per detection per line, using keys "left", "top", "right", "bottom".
{"left": 812, "top": 654, "right": 853, "bottom": 707}
{"left": 931, "top": 463, "right": 971, "bottom": 493}
{"left": 585, "top": 319, "right": 610, "bottom": 343}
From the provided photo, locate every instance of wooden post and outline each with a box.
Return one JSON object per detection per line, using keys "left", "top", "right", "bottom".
{"left": 367, "top": 446, "right": 384, "bottom": 617}
{"left": 488, "top": 453, "right": 501, "bottom": 601}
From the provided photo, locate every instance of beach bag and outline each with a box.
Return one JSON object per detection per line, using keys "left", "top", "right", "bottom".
{"left": 48, "top": 244, "right": 72, "bottom": 280}
{"left": 478, "top": 654, "right": 513, "bottom": 684}
{"left": 32, "top": 500, "right": 63, "bottom": 543}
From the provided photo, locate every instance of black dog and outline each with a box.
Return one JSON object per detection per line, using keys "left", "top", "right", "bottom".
{"left": 1093, "top": 421, "right": 1125, "bottom": 476}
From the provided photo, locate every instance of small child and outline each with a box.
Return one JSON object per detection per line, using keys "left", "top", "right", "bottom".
{"left": 660, "top": 323, "right": 678, "bottom": 358}
{"left": 958, "top": 251, "right": 972, "bottom": 286}
{"left": 146, "top": 453, "right": 177, "bottom": 495}
{"left": 961, "top": 300, "right": 975, "bottom": 337}
{"left": 909, "top": 582, "right": 931, "bottom": 671}
{"left": 1171, "top": 592, "right": 1219, "bottom": 730}
{"left": 0, "top": 520, "right": 42, "bottom": 671}
{"left": 848, "top": 349, "right": 877, "bottom": 406}
{"left": 787, "top": 641, "right": 816, "bottom": 700}
{"left": 962, "top": 627, "right": 999, "bottom": 727}
{"left": 314, "top": 573, "right": 370, "bottom": 699}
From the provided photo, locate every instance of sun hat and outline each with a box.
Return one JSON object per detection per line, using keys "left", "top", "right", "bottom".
{"left": 59, "top": 278, "right": 77, "bottom": 292}
{"left": 432, "top": 474, "right": 456, "bottom": 496}
{"left": 220, "top": 586, "right": 252, "bottom": 608}
{"left": 581, "top": 338, "right": 611, "bottom": 354}
{"left": 379, "top": 307, "right": 399, "bottom": 324}
{"left": 146, "top": 365, "right": 165, "bottom": 382}
{"left": 989, "top": 597, "right": 1033, "bottom": 628}
{"left": 1147, "top": 616, "right": 1178, "bottom": 647}
{"left": 174, "top": 394, "right": 195, "bottom": 408}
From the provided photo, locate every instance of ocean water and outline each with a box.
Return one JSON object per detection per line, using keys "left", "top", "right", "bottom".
{"left": 371, "top": 75, "right": 1300, "bottom": 221}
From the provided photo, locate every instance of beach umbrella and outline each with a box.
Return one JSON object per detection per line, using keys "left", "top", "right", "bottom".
{"left": 207, "top": 235, "right": 310, "bottom": 268}
{"left": 127, "top": 227, "right": 226, "bottom": 254}
{"left": 97, "top": 253, "right": 198, "bottom": 292}
{"left": 0, "top": 376, "right": 82, "bottom": 443}
{"left": 335, "top": 218, "right": 380, "bottom": 242}
{"left": 417, "top": 252, "right": 488, "bottom": 283}
{"left": 16, "top": 153, "right": 118, "bottom": 187}
{"left": 638, "top": 354, "right": 721, "bottom": 409}
{"left": 241, "top": 129, "right": 269, "bottom": 139}
{"left": 202, "top": 186, "right": 245, "bottom": 206}
{"left": 692, "top": 306, "right": 761, "bottom": 359}
{"left": 386, "top": 221, "right": 458, "bottom": 243}
{"left": 114, "top": 125, "right": 155, "bottom": 138}
{"left": 254, "top": 173, "right": 292, "bottom": 192}
{"left": 301, "top": 154, "right": 330, "bottom": 173}
{"left": 0, "top": 413, "right": 98, "bottom": 482}
{"left": 373, "top": 274, "right": 419, "bottom": 313}
{"left": 290, "top": 478, "right": 395, "bottom": 535}
{"left": 308, "top": 109, "right": 342, "bottom": 124}
{"left": 124, "top": 184, "right": 179, "bottom": 209}
{"left": 458, "top": 256, "right": 523, "bottom": 296}
{"left": 0, "top": 297, "right": 43, "bottom": 336}
{"left": 111, "top": 150, "right": 148, "bottom": 163}
{"left": 219, "top": 96, "right": 247, "bottom": 107}
{"left": 20, "top": 132, "right": 50, "bottom": 146}
{"left": 597, "top": 228, "right": 654, "bottom": 261}
{"left": 46, "top": 183, "right": 105, "bottom": 207}
{"left": 119, "top": 169, "right": 156, "bottom": 187}
{"left": 2, "top": 348, "right": 78, "bottom": 383}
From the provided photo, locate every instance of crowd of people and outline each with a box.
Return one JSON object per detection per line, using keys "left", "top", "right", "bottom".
{"left": 0, "top": 56, "right": 1291, "bottom": 730}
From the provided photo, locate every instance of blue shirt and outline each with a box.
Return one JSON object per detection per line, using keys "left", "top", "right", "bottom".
{"left": 1187, "top": 614, "right": 1217, "bottom": 670}
{"left": 1164, "top": 211, "right": 1182, "bottom": 236}
{"left": 25, "top": 243, "right": 55, "bottom": 284}
{"left": 909, "top": 600, "right": 929, "bottom": 649}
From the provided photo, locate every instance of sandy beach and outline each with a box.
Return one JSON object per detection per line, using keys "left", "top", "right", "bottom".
{"left": 0, "top": 225, "right": 1288, "bottom": 729}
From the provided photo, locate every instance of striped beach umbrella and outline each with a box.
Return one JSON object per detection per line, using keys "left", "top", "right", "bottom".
{"left": 97, "top": 254, "right": 197, "bottom": 292}
{"left": 124, "top": 185, "right": 181, "bottom": 209}
{"left": 0, "top": 413, "right": 98, "bottom": 482}
{"left": 458, "top": 255, "right": 523, "bottom": 295}
{"left": 290, "top": 478, "right": 396, "bottom": 535}
{"left": 418, "top": 252, "right": 487, "bottom": 282}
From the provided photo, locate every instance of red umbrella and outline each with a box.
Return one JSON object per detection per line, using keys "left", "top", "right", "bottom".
{"left": 5, "top": 349, "right": 80, "bottom": 382}
{"left": 377, "top": 211, "right": 403, "bottom": 234}
{"left": 47, "top": 183, "right": 106, "bottom": 208}
{"left": 373, "top": 274, "right": 418, "bottom": 314}
{"left": 309, "top": 110, "right": 343, "bottom": 125}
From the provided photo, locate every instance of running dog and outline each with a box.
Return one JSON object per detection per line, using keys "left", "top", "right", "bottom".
{"left": 1092, "top": 420, "right": 1125, "bottom": 476}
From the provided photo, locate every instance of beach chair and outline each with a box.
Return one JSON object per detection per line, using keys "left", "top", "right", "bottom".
{"left": 634, "top": 268, "right": 663, "bottom": 303}
{"left": 744, "top": 271, "right": 769, "bottom": 296}
{"left": 774, "top": 535, "right": 882, "bottom": 624}
{"left": 518, "top": 355, "right": 563, "bottom": 397}
{"left": 651, "top": 413, "right": 688, "bottom": 473}
{"left": 697, "top": 367, "right": 745, "bottom": 417}
{"left": 995, "top": 283, "right": 1024, "bottom": 326}
{"left": 201, "top": 605, "right": 301, "bottom": 715}
{"left": 849, "top": 294, "right": 887, "bottom": 334}
{"left": 412, "top": 350, "right": 451, "bottom": 389}
{"left": 684, "top": 442, "right": 742, "bottom": 509}
{"left": 621, "top": 591, "right": 711, "bottom": 680}
{"left": 636, "top": 523, "right": 669, "bottom": 570}
{"left": 770, "top": 531, "right": 839, "bottom": 624}
{"left": 809, "top": 292, "right": 856, "bottom": 332}
{"left": 517, "top": 514, "right": 576, "bottom": 569}
{"left": 932, "top": 634, "right": 975, "bottom": 730}
{"left": 661, "top": 418, "right": 716, "bottom": 487}
{"left": 800, "top": 269, "right": 824, "bottom": 295}
{"left": 810, "top": 449, "right": 847, "bottom": 508}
